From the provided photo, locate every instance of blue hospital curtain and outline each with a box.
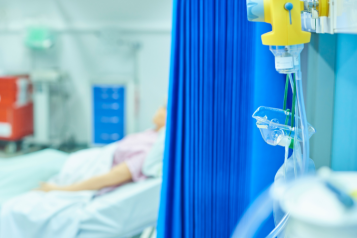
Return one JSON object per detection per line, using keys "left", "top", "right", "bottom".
{"left": 158, "top": 0, "right": 285, "bottom": 237}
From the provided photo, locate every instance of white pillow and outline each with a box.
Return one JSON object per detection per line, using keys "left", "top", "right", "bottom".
{"left": 142, "top": 127, "right": 166, "bottom": 178}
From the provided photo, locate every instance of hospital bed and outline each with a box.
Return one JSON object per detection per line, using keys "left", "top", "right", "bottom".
{"left": 0, "top": 148, "right": 161, "bottom": 238}
{"left": 0, "top": 149, "right": 68, "bottom": 204}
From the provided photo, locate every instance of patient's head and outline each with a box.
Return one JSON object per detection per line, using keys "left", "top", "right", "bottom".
{"left": 153, "top": 106, "right": 167, "bottom": 131}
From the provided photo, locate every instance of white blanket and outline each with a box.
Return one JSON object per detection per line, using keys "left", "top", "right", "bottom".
{"left": 0, "top": 143, "right": 117, "bottom": 238}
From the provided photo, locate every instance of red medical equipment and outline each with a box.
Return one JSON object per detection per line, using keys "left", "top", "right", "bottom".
{"left": 0, "top": 75, "right": 33, "bottom": 141}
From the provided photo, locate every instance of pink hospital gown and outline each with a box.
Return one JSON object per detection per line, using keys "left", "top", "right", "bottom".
{"left": 97, "top": 129, "right": 158, "bottom": 195}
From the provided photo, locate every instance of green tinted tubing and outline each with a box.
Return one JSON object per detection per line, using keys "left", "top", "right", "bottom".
{"left": 284, "top": 109, "right": 290, "bottom": 125}
{"left": 289, "top": 138, "right": 294, "bottom": 149}
{"left": 283, "top": 74, "right": 289, "bottom": 111}
{"left": 289, "top": 73, "right": 297, "bottom": 136}
{"left": 284, "top": 74, "right": 290, "bottom": 126}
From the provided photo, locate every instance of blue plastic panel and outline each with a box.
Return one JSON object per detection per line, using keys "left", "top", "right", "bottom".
{"left": 92, "top": 85, "right": 125, "bottom": 145}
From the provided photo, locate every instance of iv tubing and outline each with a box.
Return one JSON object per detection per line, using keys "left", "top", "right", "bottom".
{"left": 231, "top": 186, "right": 288, "bottom": 238}
{"left": 231, "top": 188, "right": 273, "bottom": 238}
{"left": 294, "top": 71, "right": 309, "bottom": 174}
{"left": 233, "top": 72, "right": 310, "bottom": 238}
{"left": 266, "top": 214, "right": 289, "bottom": 238}
{"left": 233, "top": 68, "right": 310, "bottom": 238}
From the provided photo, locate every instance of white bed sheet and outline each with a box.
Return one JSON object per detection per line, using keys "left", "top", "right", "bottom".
{"left": 78, "top": 178, "right": 162, "bottom": 238}
{"left": 0, "top": 145, "right": 162, "bottom": 238}
{"left": 0, "top": 149, "right": 68, "bottom": 204}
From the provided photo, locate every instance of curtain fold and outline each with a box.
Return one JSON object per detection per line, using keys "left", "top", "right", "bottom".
{"left": 158, "top": 0, "right": 285, "bottom": 237}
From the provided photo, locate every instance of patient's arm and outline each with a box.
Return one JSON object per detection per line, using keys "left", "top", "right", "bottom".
{"left": 38, "top": 162, "right": 132, "bottom": 192}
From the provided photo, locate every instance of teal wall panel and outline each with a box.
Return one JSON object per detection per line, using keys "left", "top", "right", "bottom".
{"left": 331, "top": 34, "right": 357, "bottom": 171}
{"left": 306, "top": 34, "right": 337, "bottom": 169}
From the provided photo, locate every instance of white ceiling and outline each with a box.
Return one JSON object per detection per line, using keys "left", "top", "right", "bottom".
{"left": 0, "top": 0, "right": 173, "bottom": 30}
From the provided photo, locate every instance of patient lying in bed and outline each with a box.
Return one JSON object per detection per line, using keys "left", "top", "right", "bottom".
{"left": 38, "top": 106, "right": 166, "bottom": 194}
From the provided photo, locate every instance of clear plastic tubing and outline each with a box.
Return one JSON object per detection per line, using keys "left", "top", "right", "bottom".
{"left": 231, "top": 186, "right": 288, "bottom": 238}
{"left": 266, "top": 213, "right": 289, "bottom": 238}
{"left": 232, "top": 72, "right": 310, "bottom": 238}
{"left": 292, "top": 71, "right": 310, "bottom": 174}
{"left": 231, "top": 188, "right": 273, "bottom": 238}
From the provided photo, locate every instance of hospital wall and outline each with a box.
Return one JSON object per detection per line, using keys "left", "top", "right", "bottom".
{"left": 306, "top": 34, "right": 337, "bottom": 169}
{"left": 306, "top": 33, "right": 357, "bottom": 171}
{"left": 0, "top": 0, "right": 172, "bottom": 145}
{"left": 0, "top": 32, "right": 171, "bottom": 144}
{"left": 331, "top": 34, "right": 357, "bottom": 171}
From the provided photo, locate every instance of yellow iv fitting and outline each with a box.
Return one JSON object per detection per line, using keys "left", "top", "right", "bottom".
{"left": 247, "top": 0, "right": 329, "bottom": 46}
{"left": 263, "top": 0, "right": 310, "bottom": 46}
{"left": 318, "top": 0, "right": 329, "bottom": 17}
